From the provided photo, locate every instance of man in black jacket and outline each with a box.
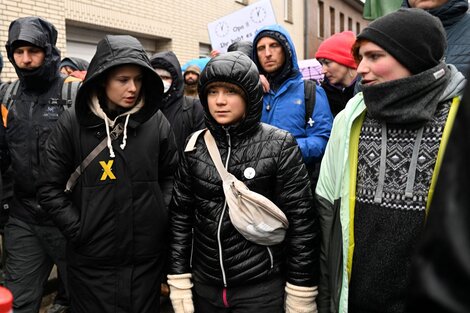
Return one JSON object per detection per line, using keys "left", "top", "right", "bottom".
{"left": 150, "top": 51, "right": 204, "bottom": 153}
{"left": 0, "top": 17, "right": 69, "bottom": 313}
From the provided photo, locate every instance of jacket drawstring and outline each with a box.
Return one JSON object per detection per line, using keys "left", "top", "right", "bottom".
{"left": 405, "top": 127, "right": 424, "bottom": 198}
{"left": 374, "top": 123, "right": 387, "bottom": 204}
{"left": 120, "top": 114, "right": 130, "bottom": 150}
{"left": 374, "top": 123, "right": 424, "bottom": 203}
{"left": 104, "top": 115, "right": 116, "bottom": 158}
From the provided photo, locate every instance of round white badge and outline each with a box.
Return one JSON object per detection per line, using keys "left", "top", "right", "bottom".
{"left": 244, "top": 167, "right": 256, "bottom": 179}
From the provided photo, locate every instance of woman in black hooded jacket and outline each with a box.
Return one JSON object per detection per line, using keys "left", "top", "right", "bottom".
{"left": 37, "top": 35, "right": 178, "bottom": 313}
{"left": 167, "top": 51, "right": 319, "bottom": 313}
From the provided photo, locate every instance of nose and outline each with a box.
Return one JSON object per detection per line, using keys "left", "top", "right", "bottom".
{"left": 356, "top": 59, "right": 368, "bottom": 75}
{"left": 128, "top": 80, "right": 137, "bottom": 92}
{"left": 22, "top": 51, "right": 32, "bottom": 64}
{"left": 321, "top": 64, "right": 328, "bottom": 74}
{"left": 215, "top": 91, "right": 227, "bottom": 105}
{"left": 265, "top": 46, "right": 272, "bottom": 57}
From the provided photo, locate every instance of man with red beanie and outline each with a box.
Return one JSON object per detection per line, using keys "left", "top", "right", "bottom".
{"left": 315, "top": 31, "right": 358, "bottom": 116}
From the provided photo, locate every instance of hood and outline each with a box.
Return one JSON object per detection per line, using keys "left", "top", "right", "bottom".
{"left": 252, "top": 24, "right": 301, "bottom": 90}
{"left": 402, "top": 0, "right": 469, "bottom": 26}
{"left": 150, "top": 51, "right": 184, "bottom": 109}
{"left": 5, "top": 16, "right": 61, "bottom": 91}
{"left": 198, "top": 51, "right": 263, "bottom": 140}
{"left": 75, "top": 35, "right": 163, "bottom": 127}
{"left": 61, "top": 56, "right": 89, "bottom": 71}
{"left": 439, "top": 64, "right": 467, "bottom": 102}
{"left": 227, "top": 40, "right": 253, "bottom": 58}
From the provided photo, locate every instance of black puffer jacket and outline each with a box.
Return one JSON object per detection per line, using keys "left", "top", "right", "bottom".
{"left": 3, "top": 17, "right": 64, "bottom": 225}
{"left": 38, "top": 35, "right": 178, "bottom": 313}
{"left": 150, "top": 51, "right": 204, "bottom": 152}
{"left": 169, "top": 51, "right": 319, "bottom": 287}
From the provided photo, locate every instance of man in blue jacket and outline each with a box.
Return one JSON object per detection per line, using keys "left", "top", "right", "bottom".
{"left": 252, "top": 24, "right": 333, "bottom": 187}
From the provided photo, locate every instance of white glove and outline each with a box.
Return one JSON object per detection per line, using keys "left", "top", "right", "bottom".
{"left": 285, "top": 282, "right": 318, "bottom": 313}
{"left": 167, "top": 273, "right": 194, "bottom": 313}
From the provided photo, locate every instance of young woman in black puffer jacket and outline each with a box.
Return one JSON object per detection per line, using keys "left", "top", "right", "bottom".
{"left": 167, "top": 51, "right": 320, "bottom": 313}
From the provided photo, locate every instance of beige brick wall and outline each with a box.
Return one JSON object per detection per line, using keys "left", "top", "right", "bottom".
{"left": 0, "top": 0, "right": 306, "bottom": 81}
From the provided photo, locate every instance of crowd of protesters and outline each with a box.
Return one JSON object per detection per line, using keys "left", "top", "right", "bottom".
{"left": 0, "top": 1, "right": 469, "bottom": 312}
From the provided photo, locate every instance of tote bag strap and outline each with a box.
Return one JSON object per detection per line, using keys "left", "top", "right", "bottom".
{"left": 204, "top": 130, "right": 232, "bottom": 182}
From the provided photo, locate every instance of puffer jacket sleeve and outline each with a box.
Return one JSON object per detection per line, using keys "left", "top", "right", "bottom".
{"left": 168, "top": 144, "right": 195, "bottom": 274}
{"left": 156, "top": 111, "right": 179, "bottom": 209}
{"left": 37, "top": 109, "right": 80, "bottom": 242}
{"left": 278, "top": 131, "right": 320, "bottom": 287}
{"left": 296, "top": 85, "right": 333, "bottom": 165}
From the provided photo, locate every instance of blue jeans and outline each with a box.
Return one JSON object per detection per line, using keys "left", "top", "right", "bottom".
{"left": 4, "top": 217, "right": 68, "bottom": 313}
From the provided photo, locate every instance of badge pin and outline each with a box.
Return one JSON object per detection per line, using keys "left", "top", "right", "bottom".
{"left": 244, "top": 167, "right": 256, "bottom": 179}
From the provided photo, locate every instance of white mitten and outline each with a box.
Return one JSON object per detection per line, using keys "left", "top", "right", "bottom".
{"left": 285, "top": 282, "right": 318, "bottom": 313}
{"left": 167, "top": 273, "right": 194, "bottom": 313}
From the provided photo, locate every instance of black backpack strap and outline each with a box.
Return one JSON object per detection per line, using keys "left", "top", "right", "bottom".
{"left": 182, "top": 96, "right": 195, "bottom": 130}
{"left": 303, "top": 79, "right": 316, "bottom": 126}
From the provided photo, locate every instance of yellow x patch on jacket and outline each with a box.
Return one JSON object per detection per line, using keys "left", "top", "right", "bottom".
{"left": 100, "top": 160, "right": 116, "bottom": 180}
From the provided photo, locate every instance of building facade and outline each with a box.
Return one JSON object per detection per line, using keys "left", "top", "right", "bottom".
{"left": 0, "top": 0, "right": 367, "bottom": 81}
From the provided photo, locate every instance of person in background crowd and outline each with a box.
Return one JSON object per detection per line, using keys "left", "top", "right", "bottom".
{"left": 402, "top": 0, "right": 470, "bottom": 78}
{"left": 227, "top": 40, "right": 253, "bottom": 57}
{"left": 252, "top": 24, "right": 333, "bottom": 191}
{"left": 406, "top": 68, "right": 470, "bottom": 313}
{"left": 183, "top": 64, "right": 200, "bottom": 98}
{"left": 167, "top": 51, "right": 319, "bottom": 313}
{"left": 315, "top": 31, "right": 358, "bottom": 117}
{"left": 60, "top": 56, "right": 89, "bottom": 80}
{"left": 315, "top": 8, "right": 466, "bottom": 313}
{"left": 37, "top": 35, "right": 178, "bottom": 313}
{"left": 0, "top": 16, "right": 71, "bottom": 313}
{"left": 150, "top": 51, "right": 204, "bottom": 153}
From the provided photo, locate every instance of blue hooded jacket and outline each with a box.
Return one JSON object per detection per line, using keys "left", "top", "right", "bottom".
{"left": 252, "top": 24, "right": 332, "bottom": 165}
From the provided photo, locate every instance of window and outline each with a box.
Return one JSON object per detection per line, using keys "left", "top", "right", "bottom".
{"left": 65, "top": 25, "right": 160, "bottom": 62}
{"left": 318, "top": 1, "right": 324, "bottom": 38}
{"left": 356, "top": 22, "right": 361, "bottom": 34}
{"left": 348, "top": 17, "right": 353, "bottom": 31}
{"left": 284, "top": 0, "right": 293, "bottom": 23}
{"left": 330, "top": 7, "right": 335, "bottom": 35}
{"left": 199, "top": 43, "right": 212, "bottom": 58}
{"left": 340, "top": 13, "right": 345, "bottom": 32}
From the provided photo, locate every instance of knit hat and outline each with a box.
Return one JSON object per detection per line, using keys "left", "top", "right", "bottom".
{"left": 315, "top": 31, "right": 357, "bottom": 69}
{"left": 184, "top": 64, "right": 200, "bottom": 76}
{"left": 357, "top": 8, "right": 446, "bottom": 74}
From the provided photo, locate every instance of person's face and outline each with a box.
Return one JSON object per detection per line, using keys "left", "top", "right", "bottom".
{"left": 407, "top": 0, "right": 448, "bottom": 9}
{"left": 256, "top": 37, "right": 286, "bottom": 74}
{"left": 319, "top": 59, "right": 355, "bottom": 87}
{"left": 155, "top": 68, "right": 173, "bottom": 93}
{"left": 60, "top": 65, "right": 75, "bottom": 75}
{"left": 207, "top": 83, "right": 246, "bottom": 126}
{"left": 184, "top": 72, "right": 199, "bottom": 85}
{"left": 357, "top": 41, "right": 412, "bottom": 86}
{"left": 105, "top": 64, "right": 143, "bottom": 110}
{"left": 13, "top": 45, "right": 45, "bottom": 70}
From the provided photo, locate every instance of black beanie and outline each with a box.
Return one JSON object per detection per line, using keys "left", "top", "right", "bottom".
{"left": 357, "top": 8, "right": 446, "bottom": 74}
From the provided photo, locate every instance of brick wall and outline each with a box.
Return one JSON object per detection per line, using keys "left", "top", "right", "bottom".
{"left": 0, "top": 0, "right": 308, "bottom": 81}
